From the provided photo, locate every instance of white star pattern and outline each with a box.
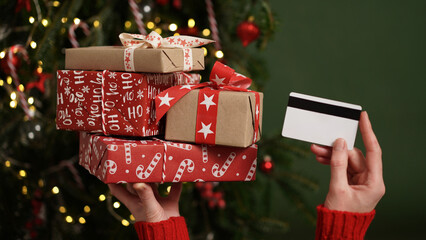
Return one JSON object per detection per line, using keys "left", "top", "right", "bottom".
{"left": 158, "top": 93, "right": 174, "bottom": 107}
{"left": 200, "top": 94, "right": 216, "bottom": 111}
{"left": 108, "top": 72, "right": 117, "bottom": 79}
{"left": 137, "top": 89, "right": 144, "bottom": 99}
{"left": 64, "top": 86, "right": 71, "bottom": 95}
{"left": 77, "top": 120, "right": 84, "bottom": 127}
{"left": 82, "top": 86, "right": 90, "bottom": 93}
{"left": 180, "top": 85, "right": 193, "bottom": 90}
{"left": 146, "top": 107, "right": 150, "bottom": 115}
{"left": 125, "top": 125, "right": 134, "bottom": 132}
{"left": 197, "top": 122, "right": 214, "bottom": 139}
{"left": 211, "top": 74, "right": 226, "bottom": 85}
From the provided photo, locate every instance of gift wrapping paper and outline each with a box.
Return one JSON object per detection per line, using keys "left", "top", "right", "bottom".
{"left": 79, "top": 132, "right": 258, "bottom": 183}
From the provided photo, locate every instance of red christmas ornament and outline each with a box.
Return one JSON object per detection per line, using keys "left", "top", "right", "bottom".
{"left": 236, "top": 21, "right": 260, "bottom": 47}
{"left": 260, "top": 155, "right": 274, "bottom": 173}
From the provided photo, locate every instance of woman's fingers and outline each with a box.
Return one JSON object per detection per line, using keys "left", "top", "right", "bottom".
{"left": 311, "top": 144, "right": 332, "bottom": 158}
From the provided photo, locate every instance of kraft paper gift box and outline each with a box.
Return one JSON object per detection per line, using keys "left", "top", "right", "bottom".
{"left": 56, "top": 70, "right": 200, "bottom": 136}
{"left": 164, "top": 90, "right": 263, "bottom": 148}
{"left": 79, "top": 132, "right": 258, "bottom": 183}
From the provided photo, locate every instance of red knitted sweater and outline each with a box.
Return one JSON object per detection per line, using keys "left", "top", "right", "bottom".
{"left": 134, "top": 205, "right": 376, "bottom": 240}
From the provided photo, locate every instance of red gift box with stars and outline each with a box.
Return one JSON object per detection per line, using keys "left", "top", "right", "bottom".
{"left": 79, "top": 132, "right": 258, "bottom": 183}
{"left": 56, "top": 70, "right": 200, "bottom": 136}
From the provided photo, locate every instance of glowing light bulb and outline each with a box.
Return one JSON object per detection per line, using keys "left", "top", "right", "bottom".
{"left": 125, "top": 21, "right": 132, "bottom": 29}
{"left": 0, "top": 51, "right": 5, "bottom": 59}
{"left": 53, "top": 1, "right": 60, "bottom": 7}
{"left": 29, "top": 16, "right": 35, "bottom": 24}
{"left": 10, "top": 92, "right": 17, "bottom": 100}
{"left": 79, "top": 217, "right": 86, "bottom": 224}
{"left": 41, "top": 19, "right": 49, "bottom": 27}
{"left": 38, "top": 179, "right": 44, "bottom": 187}
{"left": 202, "top": 29, "right": 211, "bottom": 37}
{"left": 10, "top": 100, "right": 17, "bottom": 108}
{"left": 166, "top": 186, "right": 171, "bottom": 193}
{"left": 147, "top": 21, "right": 155, "bottom": 29}
{"left": 5, "top": 160, "right": 11, "bottom": 167}
{"left": 19, "top": 169, "right": 26, "bottom": 177}
{"left": 188, "top": 18, "right": 195, "bottom": 28}
{"left": 7, "top": 76, "right": 12, "bottom": 84}
{"left": 18, "top": 84, "right": 24, "bottom": 92}
{"left": 99, "top": 194, "right": 106, "bottom": 201}
{"left": 93, "top": 20, "right": 100, "bottom": 28}
{"left": 0, "top": 80, "right": 3, "bottom": 86}
{"left": 30, "top": 41, "right": 37, "bottom": 49}
{"left": 130, "top": 214, "right": 135, "bottom": 221}
{"left": 143, "top": 5, "right": 151, "bottom": 13}
{"left": 22, "top": 186, "right": 28, "bottom": 195}
{"left": 59, "top": 206, "right": 67, "bottom": 213}
{"left": 215, "top": 50, "right": 224, "bottom": 59}
{"left": 113, "top": 201, "right": 120, "bottom": 208}
{"left": 73, "top": 18, "right": 81, "bottom": 25}
{"left": 173, "top": 33, "right": 180, "bottom": 36}
{"left": 52, "top": 186, "right": 60, "bottom": 194}
{"left": 84, "top": 205, "right": 91, "bottom": 213}
{"left": 169, "top": 23, "right": 178, "bottom": 32}
{"left": 61, "top": 17, "right": 68, "bottom": 23}
{"left": 65, "top": 216, "right": 73, "bottom": 223}
{"left": 202, "top": 47, "right": 207, "bottom": 56}
{"left": 121, "top": 219, "right": 130, "bottom": 226}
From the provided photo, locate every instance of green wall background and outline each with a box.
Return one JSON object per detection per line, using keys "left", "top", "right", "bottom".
{"left": 261, "top": 0, "right": 426, "bottom": 239}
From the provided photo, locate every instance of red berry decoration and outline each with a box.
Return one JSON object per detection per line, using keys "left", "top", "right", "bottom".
{"left": 260, "top": 155, "right": 274, "bottom": 174}
{"left": 236, "top": 20, "right": 260, "bottom": 47}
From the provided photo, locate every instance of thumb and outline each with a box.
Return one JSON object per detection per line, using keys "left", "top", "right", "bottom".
{"left": 329, "top": 138, "right": 349, "bottom": 190}
{"left": 133, "top": 183, "right": 165, "bottom": 222}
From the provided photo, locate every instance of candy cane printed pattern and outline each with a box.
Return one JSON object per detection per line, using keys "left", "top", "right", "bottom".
{"left": 166, "top": 142, "right": 192, "bottom": 151}
{"left": 202, "top": 145, "right": 208, "bottom": 163}
{"left": 244, "top": 158, "right": 257, "bottom": 181}
{"left": 102, "top": 160, "right": 117, "bottom": 179}
{"left": 173, "top": 159, "right": 195, "bottom": 182}
{"left": 136, "top": 152, "right": 162, "bottom": 180}
{"left": 107, "top": 144, "right": 118, "bottom": 151}
{"left": 212, "top": 152, "right": 236, "bottom": 177}
{"left": 124, "top": 143, "right": 137, "bottom": 164}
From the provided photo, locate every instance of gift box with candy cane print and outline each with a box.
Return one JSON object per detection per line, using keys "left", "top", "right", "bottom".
{"left": 79, "top": 132, "right": 258, "bottom": 183}
{"left": 155, "top": 61, "right": 263, "bottom": 148}
{"left": 65, "top": 32, "right": 213, "bottom": 73}
{"left": 56, "top": 70, "right": 200, "bottom": 136}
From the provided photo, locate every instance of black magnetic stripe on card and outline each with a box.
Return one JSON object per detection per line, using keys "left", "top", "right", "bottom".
{"left": 287, "top": 96, "right": 361, "bottom": 121}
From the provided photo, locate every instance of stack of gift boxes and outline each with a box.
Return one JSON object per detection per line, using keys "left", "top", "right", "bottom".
{"left": 56, "top": 32, "right": 263, "bottom": 184}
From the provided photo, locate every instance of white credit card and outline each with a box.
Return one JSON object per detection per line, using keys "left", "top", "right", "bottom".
{"left": 281, "top": 92, "right": 362, "bottom": 150}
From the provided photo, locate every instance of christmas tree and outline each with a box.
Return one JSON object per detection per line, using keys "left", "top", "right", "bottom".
{"left": 0, "top": 0, "right": 317, "bottom": 239}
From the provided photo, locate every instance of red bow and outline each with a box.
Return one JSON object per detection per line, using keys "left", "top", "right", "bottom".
{"left": 155, "top": 61, "right": 260, "bottom": 145}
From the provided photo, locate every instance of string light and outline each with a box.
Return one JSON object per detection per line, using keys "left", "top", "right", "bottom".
{"left": 61, "top": 17, "right": 68, "bottom": 23}
{"left": 215, "top": 50, "right": 224, "bottom": 59}
{"left": 113, "top": 201, "right": 120, "bottom": 208}
{"left": 99, "top": 194, "right": 106, "bottom": 201}
{"left": 202, "top": 47, "right": 208, "bottom": 56}
{"left": 173, "top": 33, "right": 180, "bottom": 36}
{"left": 154, "top": 28, "right": 162, "bottom": 34}
{"left": 27, "top": 97, "right": 34, "bottom": 105}
{"left": 35, "top": 124, "right": 41, "bottom": 131}
{"left": 10, "top": 100, "right": 17, "bottom": 109}
{"left": 53, "top": 1, "right": 60, "bottom": 7}
{"left": 188, "top": 18, "right": 195, "bottom": 28}
{"left": 0, "top": 51, "right": 5, "bottom": 59}
{"left": 38, "top": 60, "right": 43, "bottom": 66}
{"left": 65, "top": 216, "right": 73, "bottom": 223}
{"left": 146, "top": 22, "right": 155, "bottom": 29}
{"left": 0, "top": 79, "right": 3, "bottom": 86}
{"left": 202, "top": 29, "right": 211, "bottom": 36}
{"left": 93, "top": 20, "right": 100, "bottom": 28}
{"left": 59, "top": 206, "right": 67, "bottom": 213}
{"left": 52, "top": 186, "right": 60, "bottom": 194}
{"left": 124, "top": 21, "right": 132, "bottom": 29}
{"left": 73, "top": 18, "right": 81, "bottom": 25}
{"left": 121, "top": 219, "right": 130, "bottom": 226}
{"left": 30, "top": 41, "right": 37, "bottom": 49}
{"left": 38, "top": 179, "right": 45, "bottom": 187}
{"left": 169, "top": 23, "right": 178, "bottom": 32}
{"left": 7, "top": 76, "right": 12, "bottom": 84}
{"left": 79, "top": 217, "right": 86, "bottom": 224}
{"left": 154, "top": 17, "right": 161, "bottom": 23}
{"left": 29, "top": 16, "right": 35, "bottom": 24}
{"left": 19, "top": 169, "right": 26, "bottom": 177}
{"left": 143, "top": 5, "right": 151, "bottom": 12}
{"left": 18, "top": 84, "right": 24, "bottom": 92}
{"left": 5, "top": 160, "right": 11, "bottom": 167}
{"left": 83, "top": 205, "right": 91, "bottom": 213}
{"left": 130, "top": 214, "right": 135, "bottom": 221}
{"left": 41, "top": 19, "right": 49, "bottom": 27}
{"left": 10, "top": 92, "right": 16, "bottom": 100}
{"left": 22, "top": 186, "right": 28, "bottom": 195}
{"left": 166, "top": 186, "right": 171, "bottom": 193}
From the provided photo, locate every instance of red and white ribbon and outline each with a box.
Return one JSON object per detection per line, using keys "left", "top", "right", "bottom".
{"left": 68, "top": 21, "right": 90, "bottom": 48}
{"left": 128, "top": 0, "right": 146, "bottom": 35}
{"left": 119, "top": 31, "right": 214, "bottom": 72}
{"left": 155, "top": 61, "right": 261, "bottom": 145}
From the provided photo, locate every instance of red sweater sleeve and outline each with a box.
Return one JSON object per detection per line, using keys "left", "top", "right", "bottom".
{"left": 315, "top": 204, "right": 375, "bottom": 240}
{"left": 134, "top": 216, "right": 190, "bottom": 240}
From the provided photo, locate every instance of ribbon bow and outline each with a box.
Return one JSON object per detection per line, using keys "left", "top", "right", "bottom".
{"left": 119, "top": 32, "right": 214, "bottom": 72}
{"left": 155, "top": 61, "right": 261, "bottom": 145}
